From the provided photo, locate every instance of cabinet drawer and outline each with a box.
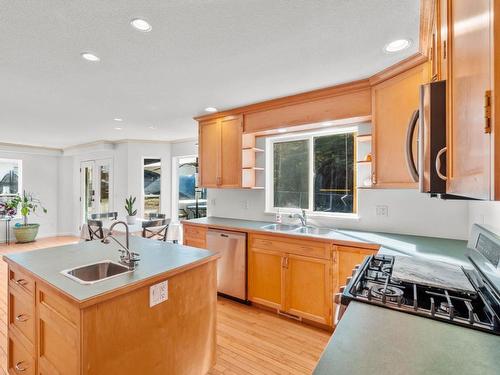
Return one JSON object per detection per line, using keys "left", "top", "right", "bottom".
{"left": 184, "top": 238, "right": 206, "bottom": 249}
{"left": 250, "top": 234, "right": 330, "bottom": 259}
{"left": 9, "top": 267, "right": 34, "bottom": 296}
{"left": 8, "top": 334, "right": 35, "bottom": 375}
{"left": 183, "top": 225, "right": 207, "bottom": 240}
{"left": 9, "top": 288, "right": 35, "bottom": 347}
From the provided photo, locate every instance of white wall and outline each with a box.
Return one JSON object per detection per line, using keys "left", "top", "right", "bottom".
{"left": 468, "top": 201, "right": 500, "bottom": 234}
{"left": 0, "top": 145, "right": 61, "bottom": 241}
{"left": 207, "top": 188, "right": 470, "bottom": 239}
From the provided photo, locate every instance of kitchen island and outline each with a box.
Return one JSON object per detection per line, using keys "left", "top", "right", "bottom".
{"left": 4, "top": 236, "right": 219, "bottom": 375}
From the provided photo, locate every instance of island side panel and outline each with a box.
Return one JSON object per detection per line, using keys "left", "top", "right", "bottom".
{"left": 81, "top": 259, "right": 217, "bottom": 375}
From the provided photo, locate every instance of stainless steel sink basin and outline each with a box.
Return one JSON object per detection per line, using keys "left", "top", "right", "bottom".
{"left": 261, "top": 223, "right": 301, "bottom": 232}
{"left": 292, "top": 226, "right": 333, "bottom": 235}
{"left": 61, "top": 260, "right": 132, "bottom": 285}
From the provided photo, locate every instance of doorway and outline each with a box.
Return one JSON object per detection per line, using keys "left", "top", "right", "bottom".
{"left": 80, "top": 159, "right": 113, "bottom": 225}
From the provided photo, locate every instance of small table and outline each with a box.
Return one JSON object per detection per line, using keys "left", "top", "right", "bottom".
{"left": 0, "top": 216, "right": 12, "bottom": 245}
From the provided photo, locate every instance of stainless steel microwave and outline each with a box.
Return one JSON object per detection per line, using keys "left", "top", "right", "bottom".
{"left": 405, "top": 80, "right": 469, "bottom": 199}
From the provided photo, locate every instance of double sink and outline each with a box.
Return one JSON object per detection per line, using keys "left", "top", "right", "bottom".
{"left": 261, "top": 223, "right": 335, "bottom": 236}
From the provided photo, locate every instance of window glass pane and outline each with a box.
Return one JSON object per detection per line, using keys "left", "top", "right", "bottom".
{"left": 314, "top": 133, "right": 355, "bottom": 213}
{"left": 273, "top": 140, "right": 309, "bottom": 209}
{"left": 144, "top": 158, "right": 161, "bottom": 215}
{"left": 0, "top": 159, "right": 20, "bottom": 196}
{"left": 178, "top": 157, "right": 207, "bottom": 220}
{"left": 99, "top": 165, "right": 110, "bottom": 213}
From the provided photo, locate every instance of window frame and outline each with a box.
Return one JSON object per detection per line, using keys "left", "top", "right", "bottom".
{"left": 0, "top": 158, "right": 22, "bottom": 198}
{"left": 141, "top": 156, "right": 162, "bottom": 217}
{"left": 265, "top": 127, "right": 358, "bottom": 218}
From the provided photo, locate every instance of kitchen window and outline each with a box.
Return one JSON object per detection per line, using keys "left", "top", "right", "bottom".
{"left": 266, "top": 128, "right": 356, "bottom": 215}
{"left": 0, "top": 159, "right": 21, "bottom": 197}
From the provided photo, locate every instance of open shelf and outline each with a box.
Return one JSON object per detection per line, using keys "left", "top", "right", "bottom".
{"left": 357, "top": 160, "right": 372, "bottom": 164}
{"left": 243, "top": 147, "right": 264, "bottom": 152}
{"left": 243, "top": 167, "right": 264, "bottom": 170}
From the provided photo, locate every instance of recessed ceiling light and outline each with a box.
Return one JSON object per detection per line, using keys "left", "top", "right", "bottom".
{"left": 278, "top": 128, "right": 287, "bottom": 133}
{"left": 113, "top": 126, "right": 123, "bottom": 130}
{"left": 384, "top": 39, "right": 411, "bottom": 53}
{"left": 205, "top": 107, "right": 218, "bottom": 113}
{"left": 131, "top": 18, "right": 152, "bottom": 32}
{"left": 148, "top": 125, "right": 157, "bottom": 130}
{"left": 113, "top": 118, "right": 123, "bottom": 122}
{"left": 81, "top": 52, "right": 100, "bottom": 62}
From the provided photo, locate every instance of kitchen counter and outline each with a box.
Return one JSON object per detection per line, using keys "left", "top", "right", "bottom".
{"left": 4, "top": 235, "right": 218, "bottom": 304}
{"left": 186, "top": 217, "right": 470, "bottom": 266}
{"left": 313, "top": 302, "right": 500, "bottom": 375}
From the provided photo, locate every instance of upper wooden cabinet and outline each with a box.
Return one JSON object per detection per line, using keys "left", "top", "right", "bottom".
{"left": 445, "top": 0, "right": 493, "bottom": 200}
{"left": 371, "top": 63, "right": 429, "bottom": 188}
{"left": 198, "top": 115, "right": 242, "bottom": 188}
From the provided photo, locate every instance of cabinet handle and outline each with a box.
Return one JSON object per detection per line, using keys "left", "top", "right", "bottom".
{"left": 435, "top": 147, "right": 447, "bottom": 181}
{"left": 284, "top": 257, "right": 289, "bottom": 269}
{"left": 15, "top": 361, "right": 27, "bottom": 372}
{"left": 371, "top": 172, "right": 377, "bottom": 185}
{"left": 15, "top": 314, "right": 28, "bottom": 322}
{"left": 14, "top": 279, "right": 27, "bottom": 287}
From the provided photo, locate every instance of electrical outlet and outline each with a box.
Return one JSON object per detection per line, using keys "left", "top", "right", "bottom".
{"left": 149, "top": 280, "right": 168, "bottom": 307}
{"left": 376, "top": 205, "right": 389, "bottom": 217}
{"left": 210, "top": 198, "right": 216, "bottom": 206}
{"left": 242, "top": 200, "right": 249, "bottom": 209}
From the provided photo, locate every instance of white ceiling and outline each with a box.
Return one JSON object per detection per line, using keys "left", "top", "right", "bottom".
{"left": 0, "top": 0, "right": 420, "bottom": 148}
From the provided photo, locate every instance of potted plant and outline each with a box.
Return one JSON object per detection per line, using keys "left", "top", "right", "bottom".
{"left": 9, "top": 191, "right": 47, "bottom": 243}
{"left": 125, "top": 196, "right": 137, "bottom": 225}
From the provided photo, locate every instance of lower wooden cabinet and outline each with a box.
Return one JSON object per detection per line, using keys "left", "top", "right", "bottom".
{"left": 8, "top": 332, "right": 35, "bottom": 375}
{"left": 183, "top": 223, "right": 207, "bottom": 249}
{"left": 248, "top": 247, "right": 284, "bottom": 311}
{"left": 284, "top": 254, "right": 332, "bottom": 325}
{"left": 248, "top": 234, "right": 333, "bottom": 326}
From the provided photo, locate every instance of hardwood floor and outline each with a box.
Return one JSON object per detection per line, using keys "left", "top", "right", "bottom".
{"left": 0, "top": 237, "right": 331, "bottom": 375}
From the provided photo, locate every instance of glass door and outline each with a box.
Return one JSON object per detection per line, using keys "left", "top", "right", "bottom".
{"left": 80, "top": 159, "right": 113, "bottom": 225}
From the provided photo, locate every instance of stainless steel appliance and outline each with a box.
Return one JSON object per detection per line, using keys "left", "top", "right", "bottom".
{"left": 206, "top": 228, "right": 247, "bottom": 301}
{"left": 335, "top": 224, "right": 500, "bottom": 335}
{"left": 406, "top": 80, "right": 448, "bottom": 195}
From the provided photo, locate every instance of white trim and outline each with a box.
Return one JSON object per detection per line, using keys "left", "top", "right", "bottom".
{"left": 265, "top": 126, "right": 358, "bottom": 216}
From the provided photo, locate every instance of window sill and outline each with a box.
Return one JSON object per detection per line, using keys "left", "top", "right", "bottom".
{"left": 265, "top": 210, "right": 360, "bottom": 221}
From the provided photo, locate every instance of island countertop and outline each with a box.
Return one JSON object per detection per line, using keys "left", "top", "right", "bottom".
{"left": 3, "top": 236, "right": 218, "bottom": 305}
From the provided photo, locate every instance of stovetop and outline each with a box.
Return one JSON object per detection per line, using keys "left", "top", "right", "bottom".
{"left": 342, "top": 254, "right": 500, "bottom": 334}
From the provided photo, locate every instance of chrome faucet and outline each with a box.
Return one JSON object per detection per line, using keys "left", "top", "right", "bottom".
{"left": 101, "top": 221, "right": 140, "bottom": 269}
{"left": 290, "top": 209, "right": 307, "bottom": 227}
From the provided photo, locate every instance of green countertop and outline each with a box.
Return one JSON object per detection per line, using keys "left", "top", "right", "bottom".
{"left": 186, "top": 217, "right": 470, "bottom": 266}
{"left": 313, "top": 302, "right": 500, "bottom": 375}
{"left": 4, "top": 236, "right": 217, "bottom": 303}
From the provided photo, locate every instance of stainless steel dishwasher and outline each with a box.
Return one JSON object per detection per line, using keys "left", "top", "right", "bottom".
{"left": 206, "top": 228, "right": 247, "bottom": 301}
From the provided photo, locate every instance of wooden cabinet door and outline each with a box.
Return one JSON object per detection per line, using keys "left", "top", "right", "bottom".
{"left": 284, "top": 254, "right": 332, "bottom": 325}
{"left": 372, "top": 63, "right": 428, "bottom": 188}
{"left": 199, "top": 119, "right": 220, "bottom": 188}
{"left": 248, "top": 247, "right": 284, "bottom": 310}
{"left": 219, "top": 115, "right": 242, "bottom": 188}
{"left": 336, "top": 246, "right": 375, "bottom": 292}
{"left": 446, "top": 0, "right": 492, "bottom": 199}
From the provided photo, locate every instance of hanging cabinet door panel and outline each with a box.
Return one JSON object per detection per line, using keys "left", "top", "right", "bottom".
{"left": 248, "top": 247, "right": 284, "bottom": 310}
{"left": 446, "top": 0, "right": 492, "bottom": 199}
{"left": 284, "top": 254, "right": 332, "bottom": 325}
{"left": 372, "top": 63, "right": 429, "bottom": 188}
{"left": 199, "top": 119, "right": 220, "bottom": 188}
{"left": 220, "top": 116, "right": 243, "bottom": 187}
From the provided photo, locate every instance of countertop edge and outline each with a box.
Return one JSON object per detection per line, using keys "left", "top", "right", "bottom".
{"left": 183, "top": 219, "right": 381, "bottom": 250}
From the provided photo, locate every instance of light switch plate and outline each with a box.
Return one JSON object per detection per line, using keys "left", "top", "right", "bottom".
{"left": 149, "top": 280, "right": 168, "bottom": 307}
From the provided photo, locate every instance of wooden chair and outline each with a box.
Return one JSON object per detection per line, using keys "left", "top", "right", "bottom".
{"left": 87, "top": 219, "right": 104, "bottom": 241}
{"left": 90, "top": 212, "right": 118, "bottom": 220}
{"left": 142, "top": 218, "right": 170, "bottom": 242}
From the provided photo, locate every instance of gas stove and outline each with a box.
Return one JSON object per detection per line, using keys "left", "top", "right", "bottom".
{"left": 337, "top": 224, "right": 500, "bottom": 335}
